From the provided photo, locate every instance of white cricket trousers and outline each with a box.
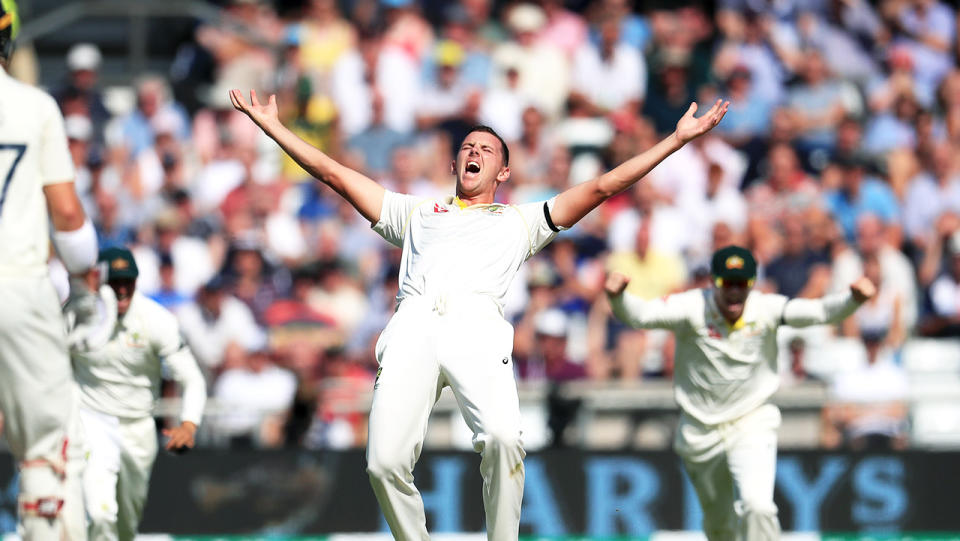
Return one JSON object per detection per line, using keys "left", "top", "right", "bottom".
{"left": 675, "top": 404, "right": 781, "bottom": 541}
{"left": 367, "top": 294, "right": 524, "bottom": 541}
{"left": 79, "top": 408, "right": 158, "bottom": 541}
{"left": 0, "top": 276, "right": 86, "bottom": 540}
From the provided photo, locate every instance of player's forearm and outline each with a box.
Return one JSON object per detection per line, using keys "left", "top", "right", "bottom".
{"left": 782, "top": 291, "right": 861, "bottom": 328}
{"left": 168, "top": 350, "right": 208, "bottom": 426}
{"left": 259, "top": 117, "right": 347, "bottom": 185}
{"left": 551, "top": 133, "right": 683, "bottom": 227}
{"left": 597, "top": 132, "right": 683, "bottom": 197}
{"left": 608, "top": 290, "right": 664, "bottom": 329}
{"left": 258, "top": 117, "right": 385, "bottom": 222}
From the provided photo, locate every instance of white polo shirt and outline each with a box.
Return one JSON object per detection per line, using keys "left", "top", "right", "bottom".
{"left": 373, "top": 191, "right": 561, "bottom": 311}
{"left": 0, "top": 69, "right": 75, "bottom": 275}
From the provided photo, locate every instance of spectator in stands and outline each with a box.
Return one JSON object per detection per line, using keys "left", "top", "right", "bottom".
{"left": 177, "top": 276, "right": 266, "bottom": 373}
{"left": 746, "top": 143, "right": 819, "bottom": 227}
{"left": 345, "top": 92, "right": 408, "bottom": 178}
{"left": 220, "top": 239, "right": 285, "bottom": 326}
{"left": 213, "top": 347, "right": 297, "bottom": 448}
{"left": 904, "top": 142, "right": 960, "bottom": 251}
{"left": 121, "top": 76, "right": 190, "bottom": 158}
{"left": 507, "top": 106, "right": 555, "bottom": 192}
{"left": 55, "top": 43, "right": 110, "bottom": 140}
{"left": 821, "top": 328, "right": 910, "bottom": 451}
{"left": 415, "top": 40, "right": 481, "bottom": 148}
{"left": 92, "top": 189, "right": 135, "bottom": 249}
{"left": 886, "top": 0, "right": 955, "bottom": 95}
{"left": 297, "top": 0, "right": 357, "bottom": 78}
{"left": 492, "top": 3, "right": 569, "bottom": 118}
{"left": 764, "top": 212, "right": 831, "bottom": 298}
{"left": 823, "top": 154, "right": 900, "bottom": 243}
{"left": 332, "top": 29, "right": 419, "bottom": 137}
{"left": 142, "top": 208, "right": 217, "bottom": 296}
{"left": 607, "top": 217, "right": 687, "bottom": 300}
{"left": 537, "top": 0, "right": 588, "bottom": 59}
{"left": 787, "top": 49, "right": 862, "bottom": 155}
{"left": 570, "top": 14, "right": 646, "bottom": 116}
{"left": 592, "top": 0, "right": 651, "bottom": 51}
{"left": 714, "top": 65, "right": 773, "bottom": 145}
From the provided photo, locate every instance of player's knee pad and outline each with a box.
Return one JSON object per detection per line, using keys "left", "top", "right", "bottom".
{"left": 18, "top": 460, "right": 65, "bottom": 520}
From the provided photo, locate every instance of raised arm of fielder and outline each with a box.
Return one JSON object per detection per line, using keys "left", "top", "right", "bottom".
{"left": 549, "top": 99, "right": 728, "bottom": 228}
{"left": 229, "top": 89, "right": 384, "bottom": 223}
{"left": 604, "top": 272, "right": 877, "bottom": 329}
{"left": 777, "top": 277, "right": 876, "bottom": 327}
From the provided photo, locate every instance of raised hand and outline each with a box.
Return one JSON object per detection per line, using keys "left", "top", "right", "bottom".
{"left": 849, "top": 276, "right": 877, "bottom": 304}
{"left": 605, "top": 272, "right": 631, "bottom": 297}
{"left": 229, "top": 89, "right": 279, "bottom": 129}
{"left": 675, "top": 99, "right": 730, "bottom": 144}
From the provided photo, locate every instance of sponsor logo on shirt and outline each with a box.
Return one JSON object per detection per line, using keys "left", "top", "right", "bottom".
{"left": 485, "top": 204, "right": 506, "bottom": 215}
{"left": 433, "top": 203, "right": 449, "bottom": 214}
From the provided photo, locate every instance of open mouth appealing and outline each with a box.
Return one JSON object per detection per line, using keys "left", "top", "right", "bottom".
{"left": 465, "top": 160, "right": 481, "bottom": 174}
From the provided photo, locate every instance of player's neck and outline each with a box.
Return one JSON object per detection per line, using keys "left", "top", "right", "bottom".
{"left": 455, "top": 191, "right": 495, "bottom": 206}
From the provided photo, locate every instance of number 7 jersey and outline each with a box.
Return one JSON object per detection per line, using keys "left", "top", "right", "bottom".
{"left": 0, "top": 69, "right": 75, "bottom": 275}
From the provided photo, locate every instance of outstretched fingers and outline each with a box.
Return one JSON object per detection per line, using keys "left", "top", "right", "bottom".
{"left": 229, "top": 89, "right": 246, "bottom": 112}
{"left": 250, "top": 89, "right": 261, "bottom": 107}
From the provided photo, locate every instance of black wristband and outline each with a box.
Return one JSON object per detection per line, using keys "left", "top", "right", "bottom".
{"left": 543, "top": 201, "right": 560, "bottom": 233}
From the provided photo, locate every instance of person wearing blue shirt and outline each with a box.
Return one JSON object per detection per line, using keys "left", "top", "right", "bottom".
{"left": 824, "top": 156, "right": 900, "bottom": 242}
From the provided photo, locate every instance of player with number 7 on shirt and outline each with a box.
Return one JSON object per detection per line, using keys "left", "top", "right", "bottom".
{"left": 230, "top": 87, "right": 728, "bottom": 540}
{"left": 0, "top": 0, "right": 99, "bottom": 538}
{"left": 605, "top": 246, "right": 877, "bottom": 541}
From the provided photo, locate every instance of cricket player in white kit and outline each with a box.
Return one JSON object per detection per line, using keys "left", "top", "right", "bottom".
{"left": 606, "top": 246, "right": 877, "bottom": 541}
{"left": 0, "top": 1, "right": 98, "bottom": 538}
{"left": 67, "top": 247, "right": 207, "bottom": 541}
{"left": 229, "top": 87, "right": 728, "bottom": 540}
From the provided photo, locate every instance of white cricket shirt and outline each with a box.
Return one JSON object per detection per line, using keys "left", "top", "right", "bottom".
{"left": 0, "top": 69, "right": 75, "bottom": 275}
{"left": 612, "top": 288, "right": 859, "bottom": 425}
{"left": 71, "top": 289, "right": 207, "bottom": 425}
{"left": 373, "top": 191, "right": 561, "bottom": 311}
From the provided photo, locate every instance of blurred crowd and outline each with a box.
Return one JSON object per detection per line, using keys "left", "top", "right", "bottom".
{"left": 27, "top": 0, "right": 960, "bottom": 451}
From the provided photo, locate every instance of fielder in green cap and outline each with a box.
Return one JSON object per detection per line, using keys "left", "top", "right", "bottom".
{"left": 68, "top": 245, "right": 206, "bottom": 540}
{"left": 606, "top": 245, "right": 876, "bottom": 541}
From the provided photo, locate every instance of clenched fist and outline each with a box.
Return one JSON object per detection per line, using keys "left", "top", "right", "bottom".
{"left": 605, "top": 272, "right": 631, "bottom": 297}
{"left": 849, "top": 276, "right": 877, "bottom": 303}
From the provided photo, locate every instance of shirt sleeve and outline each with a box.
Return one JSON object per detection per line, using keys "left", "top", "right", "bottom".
{"left": 781, "top": 291, "right": 861, "bottom": 328}
{"left": 513, "top": 197, "right": 567, "bottom": 260}
{"left": 371, "top": 190, "right": 428, "bottom": 248}
{"left": 151, "top": 305, "right": 207, "bottom": 426}
{"left": 39, "top": 95, "right": 76, "bottom": 185}
{"left": 609, "top": 289, "right": 693, "bottom": 331}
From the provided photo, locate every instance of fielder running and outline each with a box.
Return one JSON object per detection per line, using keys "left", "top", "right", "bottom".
{"left": 66, "top": 247, "right": 207, "bottom": 541}
{"left": 0, "top": 1, "right": 98, "bottom": 538}
{"left": 230, "top": 87, "right": 727, "bottom": 540}
{"left": 605, "top": 246, "right": 876, "bottom": 541}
